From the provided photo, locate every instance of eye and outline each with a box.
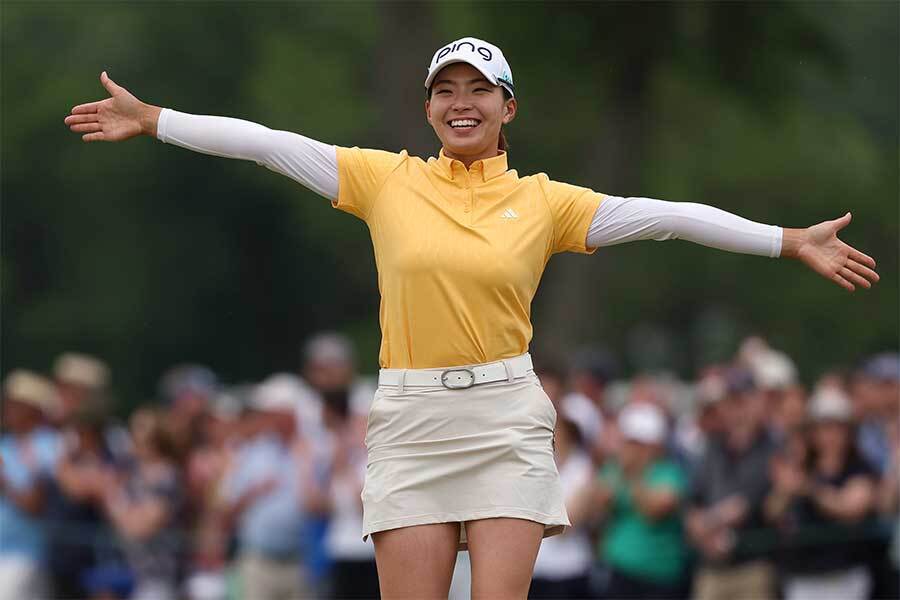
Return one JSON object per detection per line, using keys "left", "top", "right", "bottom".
{"left": 435, "top": 89, "right": 451, "bottom": 95}
{"left": 474, "top": 88, "right": 491, "bottom": 93}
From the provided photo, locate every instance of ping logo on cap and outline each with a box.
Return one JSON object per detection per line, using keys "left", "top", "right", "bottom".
{"left": 425, "top": 37, "right": 515, "bottom": 97}
{"left": 434, "top": 40, "right": 493, "bottom": 65}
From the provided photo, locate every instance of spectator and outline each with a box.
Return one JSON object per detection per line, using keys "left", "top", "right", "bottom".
{"left": 0, "top": 370, "right": 62, "bottom": 600}
{"left": 299, "top": 332, "right": 376, "bottom": 585}
{"left": 100, "top": 407, "right": 183, "bottom": 600}
{"left": 686, "top": 368, "right": 777, "bottom": 600}
{"left": 765, "top": 386, "right": 878, "bottom": 600}
{"left": 301, "top": 331, "right": 376, "bottom": 422}
{"left": 673, "top": 371, "right": 726, "bottom": 467}
{"left": 159, "top": 364, "right": 218, "bottom": 459}
{"left": 851, "top": 353, "right": 900, "bottom": 476}
{"left": 561, "top": 347, "right": 618, "bottom": 455}
{"left": 531, "top": 417, "right": 594, "bottom": 599}
{"left": 877, "top": 411, "right": 900, "bottom": 600}
{"left": 533, "top": 359, "right": 567, "bottom": 409}
{"left": 628, "top": 374, "right": 691, "bottom": 468}
{"left": 51, "top": 410, "right": 120, "bottom": 599}
{"left": 222, "top": 378, "right": 307, "bottom": 600}
{"left": 183, "top": 388, "right": 245, "bottom": 600}
{"left": 53, "top": 353, "right": 111, "bottom": 423}
{"left": 315, "top": 409, "right": 379, "bottom": 599}
{"left": 748, "top": 350, "right": 806, "bottom": 443}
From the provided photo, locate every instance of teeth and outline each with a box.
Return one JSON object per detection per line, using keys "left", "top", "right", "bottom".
{"left": 450, "top": 119, "right": 479, "bottom": 128}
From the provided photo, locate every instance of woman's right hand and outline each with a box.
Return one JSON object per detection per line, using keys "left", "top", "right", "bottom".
{"left": 64, "top": 71, "right": 160, "bottom": 142}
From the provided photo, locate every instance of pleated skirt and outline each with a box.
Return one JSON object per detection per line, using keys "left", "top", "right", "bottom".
{"left": 360, "top": 361, "right": 569, "bottom": 551}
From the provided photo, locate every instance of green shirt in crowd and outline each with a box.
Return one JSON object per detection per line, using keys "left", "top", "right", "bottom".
{"left": 598, "top": 458, "right": 688, "bottom": 584}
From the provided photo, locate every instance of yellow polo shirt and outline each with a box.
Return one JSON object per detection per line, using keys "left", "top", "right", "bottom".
{"left": 334, "top": 146, "right": 604, "bottom": 369}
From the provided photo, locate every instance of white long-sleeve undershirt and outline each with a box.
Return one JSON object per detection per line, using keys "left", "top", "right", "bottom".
{"left": 588, "top": 196, "right": 782, "bottom": 257}
{"left": 156, "top": 108, "right": 783, "bottom": 257}
{"left": 157, "top": 107, "right": 339, "bottom": 200}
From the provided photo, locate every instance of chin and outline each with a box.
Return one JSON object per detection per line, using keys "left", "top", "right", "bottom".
{"left": 444, "top": 136, "right": 490, "bottom": 157}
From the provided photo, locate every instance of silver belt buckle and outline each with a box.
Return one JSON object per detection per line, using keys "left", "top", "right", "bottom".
{"left": 441, "top": 368, "right": 475, "bottom": 389}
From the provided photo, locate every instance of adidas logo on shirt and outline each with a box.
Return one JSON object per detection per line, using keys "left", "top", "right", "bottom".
{"left": 500, "top": 208, "right": 519, "bottom": 220}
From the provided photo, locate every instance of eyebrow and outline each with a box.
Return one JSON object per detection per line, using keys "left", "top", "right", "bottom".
{"left": 433, "top": 77, "right": 491, "bottom": 87}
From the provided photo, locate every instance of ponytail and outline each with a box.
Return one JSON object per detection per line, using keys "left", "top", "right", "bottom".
{"left": 499, "top": 87, "right": 512, "bottom": 152}
{"left": 499, "top": 129, "right": 509, "bottom": 152}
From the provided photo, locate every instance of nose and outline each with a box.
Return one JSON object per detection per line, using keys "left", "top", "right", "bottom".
{"left": 450, "top": 97, "right": 474, "bottom": 112}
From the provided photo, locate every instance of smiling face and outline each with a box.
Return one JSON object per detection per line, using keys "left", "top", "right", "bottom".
{"left": 425, "top": 62, "right": 516, "bottom": 166}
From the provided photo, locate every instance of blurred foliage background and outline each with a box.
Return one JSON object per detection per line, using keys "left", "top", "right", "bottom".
{"left": 2, "top": 1, "right": 897, "bottom": 409}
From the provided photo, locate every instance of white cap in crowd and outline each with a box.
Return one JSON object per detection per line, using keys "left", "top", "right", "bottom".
{"left": 304, "top": 332, "right": 355, "bottom": 366}
{"left": 750, "top": 350, "right": 798, "bottom": 391}
{"left": 4, "top": 369, "right": 61, "bottom": 416}
{"left": 618, "top": 402, "right": 667, "bottom": 444}
{"left": 808, "top": 386, "right": 854, "bottom": 423}
{"left": 695, "top": 373, "right": 727, "bottom": 407}
{"left": 250, "top": 374, "right": 303, "bottom": 414}
{"left": 53, "top": 352, "right": 110, "bottom": 389}
{"left": 425, "top": 37, "right": 515, "bottom": 97}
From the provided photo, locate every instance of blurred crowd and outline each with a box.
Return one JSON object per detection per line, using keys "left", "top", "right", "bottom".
{"left": 1, "top": 334, "right": 897, "bottom": 600}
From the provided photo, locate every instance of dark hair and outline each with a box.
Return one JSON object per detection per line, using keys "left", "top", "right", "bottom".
{"left": 803, "top": 420, "right": 863, "bottom": 474}
{"left": 427, "top": 84, "right": 512, "bottom": 151}
{"left": 557, "top": 416, "right": 583, "bottom": 449}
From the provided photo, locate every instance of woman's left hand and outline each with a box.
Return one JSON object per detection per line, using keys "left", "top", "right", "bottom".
{"left": 782, "top": 213, "right": 879, "bottom": 292}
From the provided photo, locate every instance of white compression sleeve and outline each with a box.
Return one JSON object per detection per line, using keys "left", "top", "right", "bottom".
{"left": 587, "top": 195, "right": 783, "bottom": 258}
{"left": 156, "top": 108, "right": 338, "bottom": 200}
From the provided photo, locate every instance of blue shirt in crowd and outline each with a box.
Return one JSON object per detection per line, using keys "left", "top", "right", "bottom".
{"left": 225, "top": 434, "right": 304, "bottom": 558}
{"left": 0, "top": 427, "right": 61, "bottom": 562}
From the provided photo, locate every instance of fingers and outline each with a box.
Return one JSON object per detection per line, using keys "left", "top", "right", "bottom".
{"left": 82, "top": 132, "right": 105, "bottom": 143}
{"left": 848, "top": 247, "right": 876, "bottom": 268}
{"left": 64, "top": 113, "right": 98, "bottom": 126}
{"left": 845, "top": 259, "right": 880, "bottom": 284}
{"left": 840, "top": 266, "right": 871, "bottom": 289}
{"left": 70, "top": 123, "right": 103, "bottom": 134}
{"left": 832, "top": 272, "right": 855, "bottom": 292}
{"left": 70, "top": 100, "right": 105, "bottom": 114}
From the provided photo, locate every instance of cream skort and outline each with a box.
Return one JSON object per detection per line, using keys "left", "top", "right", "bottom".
{"left": 361, "top": 353, "right": 569, "bottom": 551}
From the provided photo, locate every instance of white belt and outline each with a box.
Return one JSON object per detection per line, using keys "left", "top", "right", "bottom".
{"left": 378, "top": 353, "right": 534, "bottom": 390}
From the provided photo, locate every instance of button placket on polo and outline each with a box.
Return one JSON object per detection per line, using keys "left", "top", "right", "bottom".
{"left": 466, "top": 162, "right": 485, "bottom": 226}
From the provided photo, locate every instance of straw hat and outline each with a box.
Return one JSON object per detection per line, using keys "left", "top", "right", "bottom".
{"left": 4, "top": 369, "right": 61, "bottom": 416}
{"left": 53, "top": 353, "right": 110, "bottom": 389}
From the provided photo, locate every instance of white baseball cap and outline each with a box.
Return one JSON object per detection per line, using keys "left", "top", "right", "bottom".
{"left": 250, "top": 375, "right": 302, "bottom": 414}
{"left": 808, "top": 386, "right": 853, "bottom": 423}
{"left": 618, "top": 402, "right": 667, "bottom": 444}
{"left": 750, "top": 350, "right": 798, "bottom": 391}
{"left": 425, "top": 37, "right": 515, "bottom": 97}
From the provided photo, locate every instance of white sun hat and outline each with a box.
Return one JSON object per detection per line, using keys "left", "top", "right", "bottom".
{"left": 250, "top": 374, "right": 303, "bottom": 414}
{"left": 4, "top": 369, "right": 61, "bottom": 417}
{"left": 424, "top": 37, "right": 515, "bottom": 97}
{"left": 808, "top": 386, "right": 853, "bottom": 423}
{"left": 618, "top": 402, "right": 667, "bottom": 444}
{"left": 750, "top": 350, "right": 798, "bottom": 391}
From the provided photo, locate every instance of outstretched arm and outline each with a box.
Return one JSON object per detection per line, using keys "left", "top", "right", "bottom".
{"left": 64, "top": 72, "right": 338, "bottom": 199}
{"left": 156, "top": 109, "right": 337, "bottom": 199}
{"left": 588, "top": 196, "right": 878, "bottom": 292}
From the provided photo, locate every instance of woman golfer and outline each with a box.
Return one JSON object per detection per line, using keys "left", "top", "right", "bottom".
{"left": 65, "top": 37, "right": 878, "bottom": 599}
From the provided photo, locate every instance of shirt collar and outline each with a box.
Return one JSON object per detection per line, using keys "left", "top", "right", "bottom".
{"left": 431, "top": 148, "right": 508, "bottom": 183}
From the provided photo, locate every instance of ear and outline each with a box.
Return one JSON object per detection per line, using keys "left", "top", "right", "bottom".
{"left": 502, "top": 97, "right": 518, "bottom": 124}
{"left": 425, "top": 99, "right": 432, "bottom": 125}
